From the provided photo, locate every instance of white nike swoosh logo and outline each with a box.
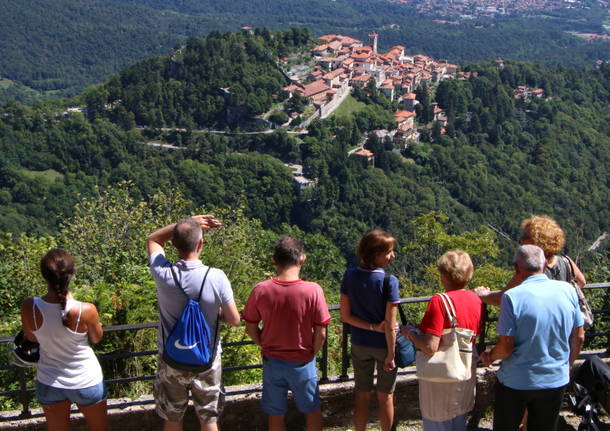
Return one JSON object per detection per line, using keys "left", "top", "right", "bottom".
{"left": 174, "top": 339, "right": 199, "bottom": 350}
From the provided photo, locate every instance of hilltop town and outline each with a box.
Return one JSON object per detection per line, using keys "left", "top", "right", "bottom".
{"left": 272, "top": 32, "right": 550, "bottom": 186}
{"left": 282, "top": 32, "right": 459, "bottom": 147}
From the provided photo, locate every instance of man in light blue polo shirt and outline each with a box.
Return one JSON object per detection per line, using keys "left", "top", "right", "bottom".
{"left": 481, "top": 244, "right": 585, "bottom": 431}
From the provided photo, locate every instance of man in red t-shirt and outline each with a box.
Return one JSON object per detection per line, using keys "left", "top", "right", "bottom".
{"left": 242, "top": 236, "right": 331, "bottom": 431}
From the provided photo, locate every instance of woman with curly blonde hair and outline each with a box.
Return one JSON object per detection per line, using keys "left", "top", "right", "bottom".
{"left": 477, "top": 216, "right": 586, "bottom": 306}
{"left": 519, "top": 216, "right": 586, "bottom": 287}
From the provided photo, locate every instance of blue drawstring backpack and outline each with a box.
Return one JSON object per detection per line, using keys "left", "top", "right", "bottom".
{"left": 163, "top": 266, "right": 219, "bottom": 371}
{"left": 383, "top": 275, "right": 416, "bottom": 368}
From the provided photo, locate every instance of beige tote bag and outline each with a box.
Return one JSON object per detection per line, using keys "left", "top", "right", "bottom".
{"left": 416, "top": 292, "right": 476, "bottom": 383}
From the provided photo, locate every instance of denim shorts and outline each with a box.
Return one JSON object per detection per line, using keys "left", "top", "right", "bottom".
{"left": 262, "top": 356, "right": 320, "bottom": 416}
{"left": 36, "top": 381, "right": 106, "bottom": 406}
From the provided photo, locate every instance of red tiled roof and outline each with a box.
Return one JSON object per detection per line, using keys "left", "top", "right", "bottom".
{"left": 395, "top": 110, "right": 415, "bottom": 122}
{"left": 323, "top": 68, "right": 345, "bottom": 80}
{"left": 341, "top": 36, "right": 362, "bottom": 45}
{"left": 351, "top": 53, "right": 370, "bottom": 61}
{"left": 283, "top": 84, "right": 303, "bottom": 92}
{"left": 303, "top": 80, "right": 331, "bottom": 98}
{"left": 351, "top": 74, "right": 371, "bottom": 82}
{"left": 354, "top": 46, "right": 373, "bottom": 54}
{"left": 355, "top": 149, "right": 374, "bottom": 157}
{"left": 318, "top": 35, "right": 339, "bottom": 42}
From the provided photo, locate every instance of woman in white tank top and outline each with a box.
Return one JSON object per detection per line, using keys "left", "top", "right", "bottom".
{"left": 20, "top": 249, "right": 107, "bottom": 431}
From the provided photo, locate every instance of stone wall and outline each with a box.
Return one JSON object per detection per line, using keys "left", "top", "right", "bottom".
{"left": 319, "top": 87, "right": 351, "bottom": 119}
{"left": 0, "top": 366, "right": 500, "bottom": 431}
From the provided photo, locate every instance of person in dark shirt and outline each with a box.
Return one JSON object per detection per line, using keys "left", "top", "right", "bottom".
{"left": 340, "top": 229, "right": 399, "bottom": 431}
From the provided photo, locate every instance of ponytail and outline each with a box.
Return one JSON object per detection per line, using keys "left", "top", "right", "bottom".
{"left": 40, "top": 249, "right": 75, "bottom": 327}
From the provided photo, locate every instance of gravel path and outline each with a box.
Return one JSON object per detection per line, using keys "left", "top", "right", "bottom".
{"left": 325, "top": 410, "right": 602, "bottom": 430}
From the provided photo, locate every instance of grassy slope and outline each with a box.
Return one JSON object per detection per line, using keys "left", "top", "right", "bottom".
{"left": 332, "top": 94, "right": 367, "bottom": 118}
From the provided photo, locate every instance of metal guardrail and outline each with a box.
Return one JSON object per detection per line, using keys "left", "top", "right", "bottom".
{"left": 1, "top": 283, "right": 608, "bottom": 420}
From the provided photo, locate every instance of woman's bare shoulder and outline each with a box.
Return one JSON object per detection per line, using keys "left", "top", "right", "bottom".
{"left": 79, "top": 302, "right": 100, "bottom": 321}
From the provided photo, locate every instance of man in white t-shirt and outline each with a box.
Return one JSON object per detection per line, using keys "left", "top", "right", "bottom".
{"left": 147, "top": 215, "right": 240, "bottom": 431}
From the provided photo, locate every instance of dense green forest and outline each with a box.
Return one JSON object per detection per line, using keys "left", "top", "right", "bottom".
{"left": 0, "top": 0, "right": 210, "bottom": 100}
{"left": 2, "top": 0, "right": 610, "bottom": 103}
{"left": 84, "top": 29, "right": 310, "bottom": 128}
{"left": 1, "top": 30, "right": 608, "bottom": 259}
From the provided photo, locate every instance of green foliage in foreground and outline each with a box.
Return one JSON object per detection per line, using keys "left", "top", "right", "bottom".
{"left": 401, "top": 212, "right": 510, "bottom": 295}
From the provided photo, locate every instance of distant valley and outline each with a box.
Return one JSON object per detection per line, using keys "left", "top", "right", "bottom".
{"left": 1, "top": 0, "right": 610, "bottom": 104}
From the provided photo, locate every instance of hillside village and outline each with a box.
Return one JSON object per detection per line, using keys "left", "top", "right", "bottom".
{"left": 275, "top": 32, "right": 461, "bottom": 188}
{"left": 282, "top": 32, "right": 458, "bottom": 148}
{"left": 277, "top": 33, "right": 549, "bottom": 188}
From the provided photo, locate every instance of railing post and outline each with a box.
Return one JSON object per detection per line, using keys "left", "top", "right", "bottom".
{"left": 340, "top": 322, "right": 350, "bottom": 380}
{"left": 18, "top": 368, "right": 31, "bottom": 419}
{"left": 320, "top": 337, "right": 329, "bottom": 383}
{"left": 477, "top": 305, "right": 489, "bottom": 355}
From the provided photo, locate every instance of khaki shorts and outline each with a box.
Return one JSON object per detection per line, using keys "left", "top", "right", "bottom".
{"left": 351, "top": 343, "right": 398, "bottom": 393}
{"left": 153, "top": 353, "right": 224, "bottom": 423}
